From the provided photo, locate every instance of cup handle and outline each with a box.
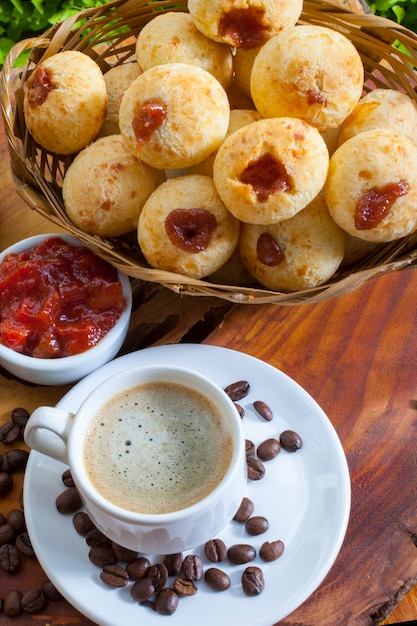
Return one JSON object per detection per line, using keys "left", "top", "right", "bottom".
{"left": 24, "top": 407, "right": 75, "bottom": 464}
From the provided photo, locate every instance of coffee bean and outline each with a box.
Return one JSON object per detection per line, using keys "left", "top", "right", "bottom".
{"left": 4, "top": 589, "right": 22, "bottom": 617}
{"left": 89, "top": 545, "right": 117, "bottom": 568}
{"left": 41, "top": 580, "right": 63, "bottom": 601}
{"left": 21, "top": 588, "right": 46, "bottom": 613}
{"left": 85, "top": 528, "right": 110, "bottom": 547}
{"left": 131, "top": 578, "right": 155, "bottom": 603}
{"left": 73, "top": 511, "right": 95, "bottom": 536}
{"left": 247, "top": 457, "right": 265, "bottom": 480}
{"left": 245, "top": 516, "right": 269, "bottom": 536}
{"left": 155, "top": 588, "right": 179, "bottom": 616}
{"left": 0, "top": 422, "right": 21, "bottom": 444}
{"left": 0, "top": 512, "right": 6, "bottom": 524}
{"left": 257, "top": 437, "right": 281, "bottom": 461}
{"left": 61, "top": 468, "right": 75, "bottom": 488}
{"left": 0, "top": 543, "right": 20, "bottom": 572}
{"left": 228, "top": 543, "right": 256, "bottom": 564}
{"left": 233, "top": 496, "right": 255, "bottom": 523}
{"left": 259, "top": 540, "right": 285, "bottom": 562}
{"left": 173, "top": 577, "right": 198, "bottom": 596}
{"left": 163, "top": 552, "right": 183, "bottom": 576}
{"left": 224, "top": 380, "right": 250, "bottom": 402}
{"left": 15, "top": 532, "right": 35, "bottom": 557}
{"left": 242, "top": 566, "right": 264, "bottom": 596}
{"left": 0, "top": 471, "right": 13, "bottom": 496}
{"left": 111, "top": 542, "right": 138, "bottom": 563}
{"left": 7, "top": 509, "right": 25, "bottom": 533}
{"left": 147, "top": 563, "right": 168, "bottom": 592}
{"left": 245, "top": 439, "right": 255, "bottom": 457}
{"left": 253, "top": 400, "right": 273, "bottom": 421}
{"left": 2, "top": 449, "right": 29, "bottom": 472}
{"left": 0, "top": 523, "right": 16, "bottom": 546}
{"left": 280, "top": 429, "right": 303, "bottom": 452}
{"left": 126, "top": 556, "right": 151, "bottom": 580}
{"left": 182, "top": 554, "right": 203, "bottom": 581}
{"left": 11, "top": 407, "right": 30, "bottom": 428}
{"left": 204, "top": 567, "right": 231, "bottom": 591}
{"left": 204, "top": 538, "right": 227, "bottom": 562}
{"left": 234, "top": 403, "right": 245, "bottom": 418}
{"left": 100, "top": 563, "right": 129, "bottom": 587}
{"left": 55, "top": 487, "right": 82, "bottom": 514}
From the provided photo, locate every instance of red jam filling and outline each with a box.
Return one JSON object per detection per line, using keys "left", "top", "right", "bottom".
{"left": 165, "top": 208, "right": 218, "bottom": 252}
{"left": 0, "top": 237, "right": 126, "bottom": 359}
{"left": 132, "top": 99, "right": 167, "bottom": 151}
{"left": 27, "top": 66, "right": 57, "bottom": 107}
{"left": 218, "top": 8, "right": 269, "bottom": 50}
{"left": 355, "top": 179, "right": 409, "bottom": 230}
{"left": 257, "top": 232, "right": 285, "bottom": 266}
{"left": 239, "top": 154, "right": 293, "bottom": 202}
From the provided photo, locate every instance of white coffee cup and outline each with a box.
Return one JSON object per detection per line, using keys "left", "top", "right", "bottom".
{"left": 25, "top": 364, "right": 246, "bottom": 554}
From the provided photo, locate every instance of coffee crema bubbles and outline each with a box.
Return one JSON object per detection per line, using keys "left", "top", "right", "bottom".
{"left": 83, "top": 381, "right": 233, "bottom": 514}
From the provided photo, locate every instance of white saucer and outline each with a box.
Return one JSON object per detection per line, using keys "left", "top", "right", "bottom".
{"left": 24, "top": 344, "right": 350, "bottom": 626}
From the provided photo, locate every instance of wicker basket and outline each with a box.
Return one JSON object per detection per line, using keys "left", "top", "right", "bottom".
{"left": 2, "top": 0, "right": 417, "bottom": 304}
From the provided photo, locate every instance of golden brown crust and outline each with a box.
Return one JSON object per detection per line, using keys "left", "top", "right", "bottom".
{"left": 99, "top": 62, "right": 141, "bottom": 137}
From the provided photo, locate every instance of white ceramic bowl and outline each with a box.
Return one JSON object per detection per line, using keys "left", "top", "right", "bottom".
{"left": 0, "top": 233, "right": 132, "bottom": 385}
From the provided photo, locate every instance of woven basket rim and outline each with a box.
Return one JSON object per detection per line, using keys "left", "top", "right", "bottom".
{"left": 2, "top": 0, "right": 417, "bottom": 305}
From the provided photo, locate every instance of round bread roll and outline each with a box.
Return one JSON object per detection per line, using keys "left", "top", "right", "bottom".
{"left": 135, "top": 12, "right": 233, "bottom": 89}
{"left": 208, "top": 246, "right": 256, "bottom": 286}
{"left": 63, "top": 135, "right": 165, "bottom": 237}
{"left": 138, "top": 175, "right": 240, "bottom": 279}
{"left": 324, "top": 129, "right": 417, "bottom": 242}
{"left": 250, "top": 25, "right": 364, "bottom": 131}
{"left": 233, "top": 46, "right": 260, "bottom": 98}
{"left": 239, "top": 195, "right": 346, "bottom": 291}
{"left": 188, "top": 0, "right": 303, "bottom": 50}
{"left": 213, "top": 117, "right": 329, "bottom": 224}
{"left": 119, "top": 63, "right": 230, "bottom": 169}
{"left": 99, "top": 62, "right": 141, "bottom": 137}
{"left": 336, "top": 88, "right": 417, "bottom": 146}
{"left": 24, "top": 50, "right": 107, "bottom": 154}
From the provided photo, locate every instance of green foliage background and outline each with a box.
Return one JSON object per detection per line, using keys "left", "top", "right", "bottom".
{"left": 0, "top": 0, "right": 416, "bottom": 68}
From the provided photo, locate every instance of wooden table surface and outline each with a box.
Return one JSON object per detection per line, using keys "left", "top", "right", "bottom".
{"left": 2, "top": 0, "right": 417, "bottom": 621}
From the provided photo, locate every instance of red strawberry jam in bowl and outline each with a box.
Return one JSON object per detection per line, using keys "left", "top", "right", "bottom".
{"left": 0, "top": 234, "right": 132, "bottom": 385}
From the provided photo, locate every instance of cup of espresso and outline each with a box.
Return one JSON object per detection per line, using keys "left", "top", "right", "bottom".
{"left": 24, "top": 364, "right": 247, "bottom": 554}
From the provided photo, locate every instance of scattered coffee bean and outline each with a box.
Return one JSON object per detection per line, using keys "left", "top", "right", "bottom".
{"left": 15, "top": 531, "right": 35, "bottom": 557}
{"left": 131, "top": 578, "right": 155, "bottom": 603}
{"left": 73, "top": 511, "right": 96, "bottom": 536}
{"left": 173, "top": 577, "right": 198, "bottom": 596}
{"left": 11, "top": 407, "right": 30, "bottom": 428}
{"left": 241, "top": 566, "right": 265, "bottom": 596}
{"left": 245, "top": 439, "right": 255, "bottom": 457}
{"left": 0, "top": 543, "right": 20, "bottom": 572}
{"left": 257, "top": 438, "right": 281, "bottom": 461}
{"left": 259, "top": 540, "right": 285, "bottom": 562}
{"left": 204, "top": 567, "right": 231, "bottom": 591}
{"left": 228, "top": 543, "right": 256, "bottom": 564}
{"left": 4, "top": 589, "right": 22, "bottom": 617}
{"left": 204, "top": 538, "right": 227, "bottom": 562}
{"left": 85, "top": 528, "right": 111, "bottom": 547}
{"left": 7, "top": 509, "right": 25, "bottom": 533}
{"left": 246, "top": 457, "right": 266, "bottom": 480}
{"left": 111, "top": 542, "right": 138, "bottom": 563}
{"left": 163, "top": 552, "right": 183, "bottom": 576}
{"left": 0, "top": 471, "right": 13, "bottom": 496}
{"left": 253, "top": 400, "right": 273, "bottom": 421}
{"left": 88, "top": 545, "right": 117, "bottom": 568}
{"left": 233, "top": 496, "right": 255, "bottom": 523}
{"left": 0, "top": 422, "right": 21, "bottom": 444}
{"left": 182, "top": 554, "right": 203, "bottom": 581}
{"left": 147, "top": 563, "right": 168, "bottom": 592}
{"left": 55, "top": 487, "right": 82, "bottom": 514}
{"left": 127, "top": 556, "right": 151, "bottom": 580}
{"left": 21, "top": 588, "right": 46, "bottom": 613}
{"left": 2, "top": 449, "right": 29, "bottom": 472}
{"left": 280, "top": 429, "right": 303, "bottom": 452}
{"left": 224, "top": 380, "right": 250, "bottom": 402}
{"left": 0, "top": 523, "right": 16, "bottom": 546}
{"left": 155, "top": 588, "right": 179, "bottom": 616}
{"left": 245, "top": 516, "right": 269, "bottom": 536}
{"left": 100, "top": 563, "right": 129, "bottom": 588}
{"left": 61, "top": 468, "right": 75, "bottom": 488}
{"left": 234, "top": 402, "right": 245, "bottom": 418}
{"left": 41, "top": 580, "right": 63, "bottom": 601}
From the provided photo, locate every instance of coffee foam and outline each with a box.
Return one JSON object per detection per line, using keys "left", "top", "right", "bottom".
{"left": 83, "top": 381, "right": 233, "bottom": 514}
